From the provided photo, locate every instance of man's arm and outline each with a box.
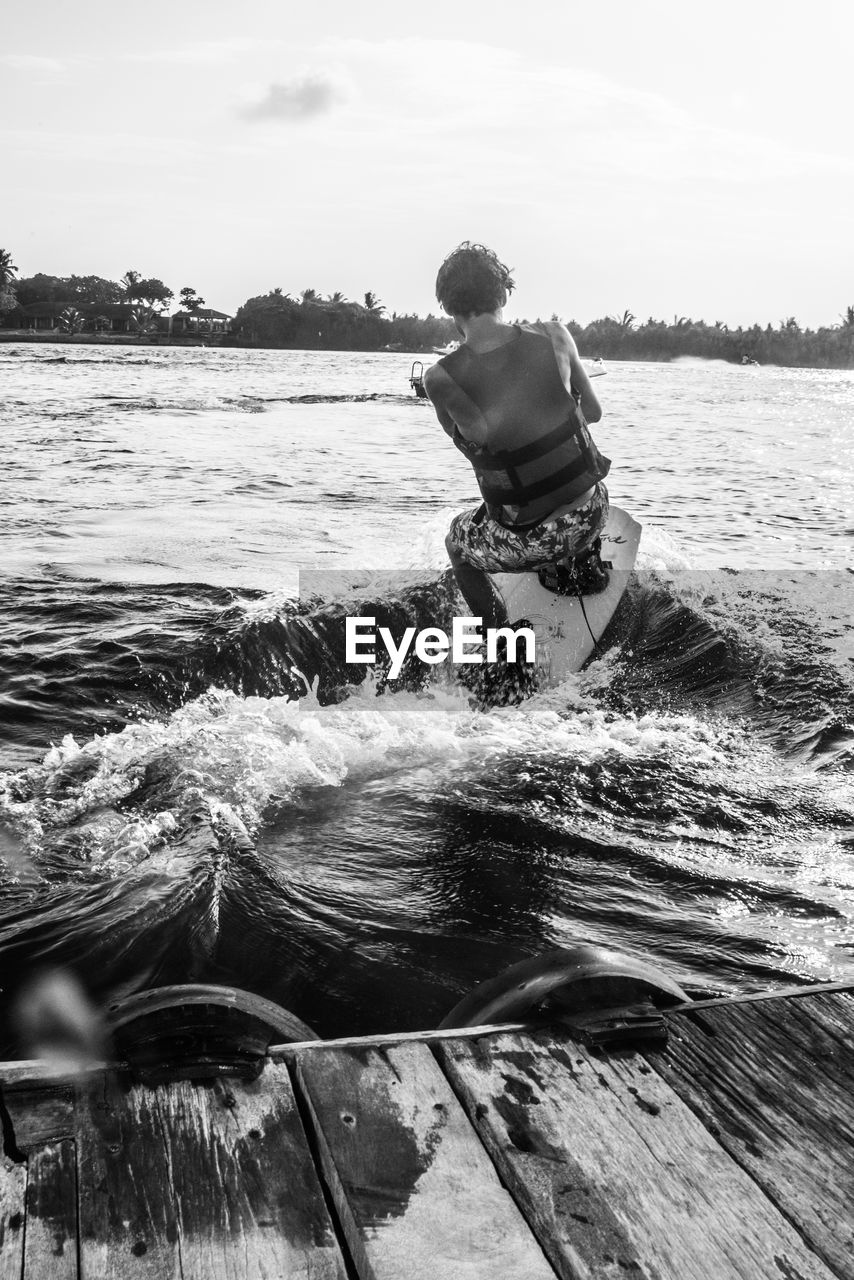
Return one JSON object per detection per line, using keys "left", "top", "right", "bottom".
{"left": 541, "top": 321, "right": 602, "bottom": 423}
{"left": 423, "top": 364, "right": 458, "bottom": 436}
{"left": 424, "top": 364, "right": 488, "bottom": 444}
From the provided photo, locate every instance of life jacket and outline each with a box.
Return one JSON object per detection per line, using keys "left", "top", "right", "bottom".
{"left": 439, "top": 328, "right": 610, "bottom": 527}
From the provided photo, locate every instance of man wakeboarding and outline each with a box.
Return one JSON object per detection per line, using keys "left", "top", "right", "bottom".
{"left": 424, "top": 242, "right": 611, "bottom": 628}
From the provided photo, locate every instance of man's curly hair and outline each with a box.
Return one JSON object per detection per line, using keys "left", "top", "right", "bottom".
{"left": 435, "top": 242, "right": 516, "bottom": 317}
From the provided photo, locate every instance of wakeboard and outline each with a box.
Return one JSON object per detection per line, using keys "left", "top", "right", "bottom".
{"left": 490, "top": 504, "right": 641, "bottom": 682}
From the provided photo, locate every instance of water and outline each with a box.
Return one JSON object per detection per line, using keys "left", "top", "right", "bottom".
{"left": 1, "top": 343, "right": 852, "bottom": 1050}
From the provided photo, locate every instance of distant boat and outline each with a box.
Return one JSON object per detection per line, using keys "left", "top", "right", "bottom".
{"left": 431, "top": 341, "right": 458, "bottom": 356}
{"left": 409, "top": 361, "right": 428, "bottom": 399}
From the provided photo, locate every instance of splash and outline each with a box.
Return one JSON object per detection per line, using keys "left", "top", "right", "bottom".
{"left": 0, "top": 664, "right": 805, "bottom": 872}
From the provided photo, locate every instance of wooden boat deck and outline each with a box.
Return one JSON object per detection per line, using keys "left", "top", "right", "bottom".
{"left": 1, "top": 984, "right": 853, "bottom": 1278}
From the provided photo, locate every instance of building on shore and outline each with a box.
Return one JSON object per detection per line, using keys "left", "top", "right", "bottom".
{"left": 2, "top": 303, "right": 233, "bottom": 340}
{"left": 169, "top": 308, "right": 232, "bottom": 336}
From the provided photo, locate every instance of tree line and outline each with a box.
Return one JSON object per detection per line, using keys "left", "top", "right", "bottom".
{"left": 230, "top": 293, "right": 854, "bottom": 368}
{"left": 229, "top": 291, "right": 854, "bottom": 367}
{"left": 565, "top": 309, "right": 854, "bottom": 369}
{"left": 0, "top": 253, "right": 208, "bottom": 335}
{"left": 230, "top": 288, "right": 457, "bottom": 352}
{"left": 2, "top": 250, "right": 853, "bottom": 366}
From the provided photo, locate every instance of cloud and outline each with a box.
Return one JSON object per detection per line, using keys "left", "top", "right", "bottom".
{"left": 238, "top": 73, "right": 345, "bottom": 123}
{"left": 300, "top": 37, "right": 854, "bottom": 191}
{"left": 126, "top": 38, "right": 272, "bottom": 66}
{"left": 0, "top": 54, "right": 66, "bottom": 73}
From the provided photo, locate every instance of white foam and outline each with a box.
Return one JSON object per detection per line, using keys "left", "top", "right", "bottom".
{"left": 1, "top": 672, "right": 761, "bottom": 873}
{"left": 635, "top": 523, "right": 694, "bottom": 572}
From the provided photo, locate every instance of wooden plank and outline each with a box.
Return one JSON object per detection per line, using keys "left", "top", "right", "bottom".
{"left": 75, "top": 1071, "right": 182, "bottom": 1278}
{"left": 439, "top": 1031, "right": 836, "bottom": 1280}
{"left": 650, "top": 994, "right": 854, "bottom": 1279}
{"left": 296, "top": 1041, "right": 556, "bottom": 1280}
{"left": 24, "top": 1139, "right": 78, "bottom": 1280}
{"left": 783, "top": 991, "right": 854, "bottom": 1048}
{"left": 164, "top": 1065, "right": 347, "bottom": 1280}
{"left": 270, "top": 1019, "right": 532, "bottom": 1058}
{"left": 76, "top": 1064, "right": 346, "bottom": 1279}
{"left": 1, "top": 1085, "right": 75, "bottom": 1151}
{"left": 0, "top": 1150, "right": 26, "bottom": 1280}
{"left": 0, "top": 1063, "right": 106, "bottom": 1090}
{"left": 1, "top": 1088, "right": 78, "bottom": 1279}
{"left": 669, "top": 980, "right": 854, "bottom": 1014}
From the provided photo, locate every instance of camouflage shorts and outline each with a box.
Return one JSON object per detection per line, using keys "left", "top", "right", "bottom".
{"left": 448, "top": 483, "right": 609, "bottom": 573}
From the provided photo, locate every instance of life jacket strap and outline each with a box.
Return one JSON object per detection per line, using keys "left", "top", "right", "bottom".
{"left": 477, "top": 458, "right": 591, "bottom": 506}
{"left": 479, "top": 417, "right": 583, "bottom": 469}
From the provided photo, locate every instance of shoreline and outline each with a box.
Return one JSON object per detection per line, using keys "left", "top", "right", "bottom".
{"left": 3, "top": 331, "right": 854, "bottom": 370}
{"left": 0, "top": 331, "right": 217, "bottom": 349}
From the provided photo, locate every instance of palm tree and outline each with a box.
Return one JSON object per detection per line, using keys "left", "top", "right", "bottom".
{"left": 0, "top": 249, "right": 18, "bottom": 288}
{"left": 129, "top": 307, "right": 159, "bottom": 337}
{"left": 300, "top": 288, "right": 320, "bottom": 304}
{"left": 0, "top": 249, "right": 18, "bottom": 317}
{"left": 616, "top": 309, "right": 635, "bottom": 330}
{"left": 840, "top": 305, "right": 854, "bottom": 328}
{"left": 58, "top": 307, "right": 85, "bottom": 334}
{"left": 121, "top": 270, "right": 142, "bottom": 302}
{"left": 364, "top": 291, "right": 385, "bottom": 314}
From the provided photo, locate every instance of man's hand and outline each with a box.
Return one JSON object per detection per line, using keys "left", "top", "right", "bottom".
{"left": 540, "top": 321, "right": 602, "bottom": 423}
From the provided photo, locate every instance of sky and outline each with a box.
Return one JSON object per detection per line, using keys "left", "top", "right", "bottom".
{"left": 3, "top": 0, "right": 853, "bottom": 329}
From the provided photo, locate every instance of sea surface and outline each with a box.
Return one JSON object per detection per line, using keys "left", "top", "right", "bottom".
{"left": 0, "top": 343, "right": 852, "bottom": 1050}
